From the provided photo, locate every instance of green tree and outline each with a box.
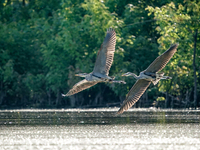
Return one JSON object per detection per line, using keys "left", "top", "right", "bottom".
{"left": 147, "top": 1, "right": 200, "bottom": 108}
{"left": 0, "top": 0, "right": 62, "bottom": 108}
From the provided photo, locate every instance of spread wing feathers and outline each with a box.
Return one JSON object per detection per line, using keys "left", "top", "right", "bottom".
{"left": 145, "top": 44, "right": 178, "bottom": 73}
{"left": 93, "top": 28, "right": 116, "bottom": 76}
{"left": 117, "top": 79, "right": 151, "bottom": 114}
{"left": 65, "top": 79, "right": 100, "bottom": 96}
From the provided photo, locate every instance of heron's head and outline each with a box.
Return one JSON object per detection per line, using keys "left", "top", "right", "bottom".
{"left": 75, "top": 73, "right": 88, "bottom": 78}
{"left": 122, "top": 72, "right": 133, "bottom": 77}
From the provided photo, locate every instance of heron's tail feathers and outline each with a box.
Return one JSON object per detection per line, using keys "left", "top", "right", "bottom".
{"left": 110, "top": 76, "right": 115, "bottom": 79}
{"left": 153, "top": 75, "right": 172, "bottom": 85}
{"left": 152, "top": 79, "right": 160, "bottom": 85}
{"left": 61, "top": 93, "right": 67, "bottom": 97}
{"left": 157, "top": 72, "right": 165, "bottom": 76}
{"left": 107, "top": 27, "right": 114, "bottom": 32}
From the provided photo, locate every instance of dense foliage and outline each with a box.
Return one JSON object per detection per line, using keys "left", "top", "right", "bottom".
{"left": 0, "top": 0, "right": 199, "bottom": 109}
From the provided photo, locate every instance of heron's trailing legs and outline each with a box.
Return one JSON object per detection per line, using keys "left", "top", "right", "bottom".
{"left": 61, "top": 94, "right": 67, "bottom": 97}
{"left": 111, "top": 80, "right": 126, "bottom": 84}
{"left": 145, "top": 72, "right": 172, "bottom": 80}
{"left": 161, "top": 76, "right": 172, "bottom": 79}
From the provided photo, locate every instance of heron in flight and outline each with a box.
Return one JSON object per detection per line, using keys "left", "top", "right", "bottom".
{"left": 62, "top": 28, "right": 126, "bottom": 97}
{"left": 117, "top": 44, "right": 179, "bottom": 114}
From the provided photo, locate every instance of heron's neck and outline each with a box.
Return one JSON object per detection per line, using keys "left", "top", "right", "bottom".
{"left": 130, "top": 73, "right": 139, "bottom": 79}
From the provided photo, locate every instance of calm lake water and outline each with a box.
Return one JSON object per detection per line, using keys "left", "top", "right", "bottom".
{"left": 0, "top": 108, "right": 200, "bottom": 150}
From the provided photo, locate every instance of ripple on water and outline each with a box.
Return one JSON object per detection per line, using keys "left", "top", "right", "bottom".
{"left": 0, "top": 108, "right": 200, "bottom": 149}
{"left": 0, "top": 124, "right": 200, "bottom": 150}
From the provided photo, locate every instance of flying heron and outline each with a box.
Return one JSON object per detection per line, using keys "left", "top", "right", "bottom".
{"left": 62, "top": 28, "right": 126, "bottom": 97}
{"left": 117, "top": 44, "right": 179, "bottom": 114}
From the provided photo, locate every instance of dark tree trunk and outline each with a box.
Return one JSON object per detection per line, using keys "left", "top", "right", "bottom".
{"left": 0, "top": 91, "right": 5, "bottom": 105}
{"left": 93, "top": 86, "right": 105, "bottom": 106}
{"left": 171, "top": 96, "right": 174, "bottom": 108}
{"left": 47, "top": 89, "right": 51, "bottom": 106}
{"left": 165, "top": 92, "right": 168, "bottom": 108}
{"left": 94, "top": 91, "right": 101, "bottom": 105}
{"left": 69, "top": 95, "right": 76, "bottom": 107}
{"left": 193, "top": 29, "right": 197, "bottom": 109}
{"left": 7, "top": 0, "right": 11, "bottom": 5}
{"left": 22, "top": 0, "right": 25, "bottom": 6}
{"left": 56, "top": 89, "right": 61, "bottom": 107}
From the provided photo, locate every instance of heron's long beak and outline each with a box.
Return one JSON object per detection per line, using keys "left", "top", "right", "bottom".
{"left": 75, "top": 73, "right": 86, "bottom": 78}
{"left": 75, "top": 74, "right": 83, "bottom": 76}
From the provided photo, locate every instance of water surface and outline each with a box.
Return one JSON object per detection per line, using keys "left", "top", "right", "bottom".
{"left": 0, "top": 108, "right": 199, "bottom": 149}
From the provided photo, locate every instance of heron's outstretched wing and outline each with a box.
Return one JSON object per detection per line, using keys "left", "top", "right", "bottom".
{"left": 145, "top": 44, "right": 178, "bottom": 73}
{"left": 64, "top": 79, "right": 100, "bottom": 96}
{"left": 93, "top": 28, "right": 116, "bottom": 76}
{"left": 117, "top": 79, "right": 151, "bottom": 114}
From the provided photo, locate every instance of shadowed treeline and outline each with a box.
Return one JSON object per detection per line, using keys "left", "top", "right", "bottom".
{"left": 0, "top": 0, "right": 199, "bottom": 109}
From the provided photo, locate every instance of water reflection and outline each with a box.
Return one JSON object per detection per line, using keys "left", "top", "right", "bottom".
{"left": 0, "top": 108, "right": 199, "bottom": 125}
